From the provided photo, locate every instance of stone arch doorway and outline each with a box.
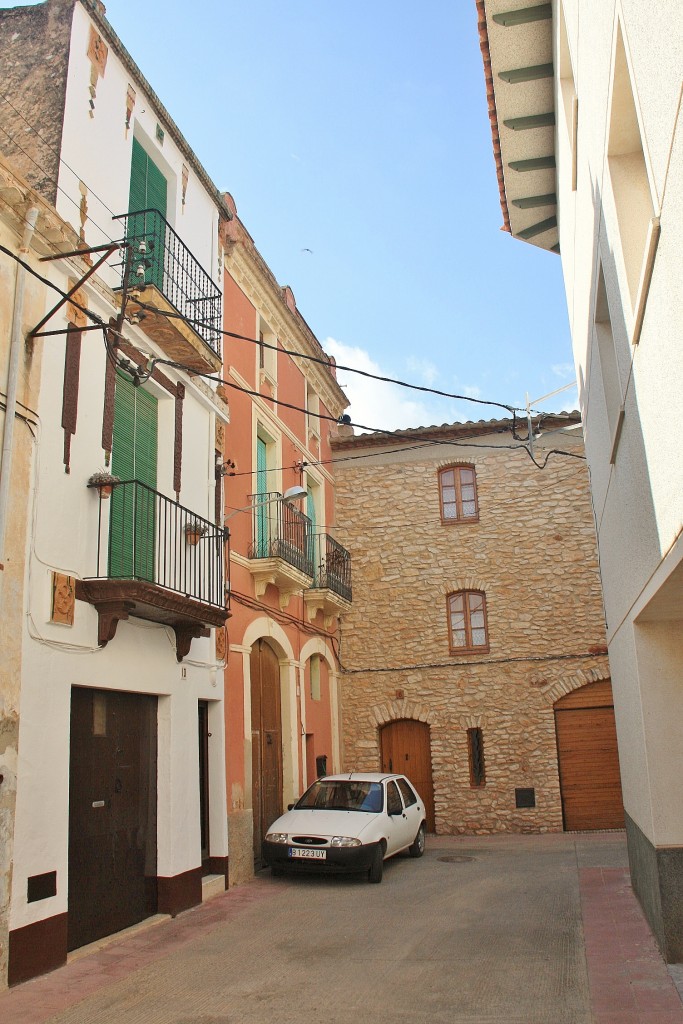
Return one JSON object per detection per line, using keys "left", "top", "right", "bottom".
{"left": 554, "top": 678, "right": 624, "bottom": 830}
{"left": 380, "top": 719, "right": 435, "bottom": 832}
{"left": 251, "top": 639, "right": 282, "bottom": 863}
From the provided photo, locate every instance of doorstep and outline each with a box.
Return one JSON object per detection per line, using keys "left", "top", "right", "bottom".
{"left": 201, "top": 874, "right": 226, "bottom": 902}
{"left": 66, "top": 914, "right": 171, "bottom": 964}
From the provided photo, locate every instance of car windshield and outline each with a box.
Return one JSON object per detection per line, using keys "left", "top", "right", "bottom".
{"left": 296, "top": 780, "right": 384, "bottom": 813}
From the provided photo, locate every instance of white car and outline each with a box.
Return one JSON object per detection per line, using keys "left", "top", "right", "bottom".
{"left": 262, "top": 772, "right": 427, "bottom": 883}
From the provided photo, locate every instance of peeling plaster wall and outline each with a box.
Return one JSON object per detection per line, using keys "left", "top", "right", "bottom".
{"left": 0, "top": 0, "right": 75, "bottom": 203}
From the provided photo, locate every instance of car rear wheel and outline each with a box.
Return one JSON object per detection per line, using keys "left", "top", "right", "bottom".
{"left": 368, "top": 843, "right": 384, "bottom": 883}
{"left": 409, "top": 823, "right": 426, "bottom": 858}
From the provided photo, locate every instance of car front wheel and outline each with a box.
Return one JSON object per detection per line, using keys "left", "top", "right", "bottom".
{"left": 368, "top": 843, "right": 384, "bottom": 883}
{"left": 409, "top": 823, "right": 426, "bottom": 858}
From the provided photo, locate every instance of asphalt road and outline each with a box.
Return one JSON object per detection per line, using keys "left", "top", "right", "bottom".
{"left": 16, "top": 832, "right": 636, "bottom": 1024}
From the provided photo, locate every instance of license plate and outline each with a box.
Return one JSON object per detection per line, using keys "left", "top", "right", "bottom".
{"left": 288, "top": 847, "right": 326, "bottom": 860}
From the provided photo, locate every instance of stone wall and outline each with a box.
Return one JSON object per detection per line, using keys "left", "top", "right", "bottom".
{"left": 0, "top": 0, "right": 75, "bottom": 203}
{"left": 332, "top": 424, "right": 610, "bottom": 834}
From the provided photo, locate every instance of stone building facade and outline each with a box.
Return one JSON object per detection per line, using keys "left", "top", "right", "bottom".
{"left": 332, "top": 415, "right": 620, "bottom": 835}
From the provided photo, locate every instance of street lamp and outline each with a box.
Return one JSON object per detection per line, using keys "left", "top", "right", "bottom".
{"left": 223, "top": 485, "right": 307, "bottom": 526}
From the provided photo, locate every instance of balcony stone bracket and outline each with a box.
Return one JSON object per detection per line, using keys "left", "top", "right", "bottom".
{"left": 246, "top": 557, "right": 313, "bottom": 610}
{"left": 76, "top": 579, "right": 227, "bottom": 661}
{"left": 303, "top": 588, "right": 352, "bottom": 628}
{"left": 115, "top": 285, "right": 222, "bottom": 375}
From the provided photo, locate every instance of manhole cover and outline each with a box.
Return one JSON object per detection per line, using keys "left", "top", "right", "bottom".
{"left": 438, "top": 855, "right": 475, "bottom": 863}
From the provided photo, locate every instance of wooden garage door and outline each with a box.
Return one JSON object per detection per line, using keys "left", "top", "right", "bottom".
{"left": 554, "top": 679, "right": 624, "bottom": 831}
{"left": 380, "top": 720, "right": 435, "bottom": 832}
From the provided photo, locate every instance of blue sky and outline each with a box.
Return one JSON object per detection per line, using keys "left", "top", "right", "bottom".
{"left": 2, "top": 0, "right": 577, "bottom": 430}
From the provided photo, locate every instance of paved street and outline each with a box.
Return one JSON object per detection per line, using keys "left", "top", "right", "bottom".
{"left": 2, "top": 832, "right": 682, "bottom": 1024}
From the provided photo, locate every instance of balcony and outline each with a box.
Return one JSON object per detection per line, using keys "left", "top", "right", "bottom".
{"left": 304, "top": 533, "right": 352, "bottom": 625}
{"left": 114, "top": 208, "right": 222, "bottom": 374}
{"left": 246, "top": 491, "right": 314, "bottom": 608}
{"left": 76, "top": 480, "right": 229, "bottom": 661}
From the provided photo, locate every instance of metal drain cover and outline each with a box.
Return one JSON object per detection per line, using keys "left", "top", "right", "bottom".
{"left": 438, "top": 854, "right": 475, "bottom": 863}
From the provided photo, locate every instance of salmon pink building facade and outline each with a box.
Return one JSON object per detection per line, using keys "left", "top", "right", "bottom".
{"left": 220, "top": 201, "right": 351, "bottom": 884}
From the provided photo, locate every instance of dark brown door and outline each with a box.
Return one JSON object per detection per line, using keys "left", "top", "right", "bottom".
{"left": 555, "top": 679, "right": 625, "bottom": 831}
{"left": 68, "top": 688, "right": 157, "bottom": 951}
{"left": 251, "top": 640, "right": 282, "bottom": 863}
{"left": 198, "top": 701, "right": 210, "bottom": 869}
{"left": 380, "top": 719, "right": 435, "bottom": 832}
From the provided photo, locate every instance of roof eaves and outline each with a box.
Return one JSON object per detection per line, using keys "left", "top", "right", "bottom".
{"left": 476, "top": 0, "right": 512, "bottom": 234}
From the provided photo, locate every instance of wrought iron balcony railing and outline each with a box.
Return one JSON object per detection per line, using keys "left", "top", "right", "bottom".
{"left": 115, "top": 208, "right": 222, "bottom": 354}
{"left": 311, "top": 533, "right": 352, "bottom": 601}
{"left": 248, "top": 491, "right": 314, "bottom": 578}
{"left": 89, "top": 479, "right": 227, "bottom": 609}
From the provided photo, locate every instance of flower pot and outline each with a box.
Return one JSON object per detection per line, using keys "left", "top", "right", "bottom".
{"left": 99, "top": 484, "right": 113, "bottom": 499}
{"left": 186, "top": 531, "right": 202, "bottom": 546}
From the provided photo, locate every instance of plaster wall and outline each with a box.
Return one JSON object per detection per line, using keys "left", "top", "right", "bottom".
{"left": 9, "top": 271, "right": 227, "bottom": 937}
{"left": 0, "top": 189, "right": 58, "bottom": 988}
{"left": 221, "top": 250, "right": 346, "bottom": 881}
{"left": 55, "top": 3, "right": 221, "bottom": 291}
{"left": 555, "top": 0, "right": 683, "bottom": 838}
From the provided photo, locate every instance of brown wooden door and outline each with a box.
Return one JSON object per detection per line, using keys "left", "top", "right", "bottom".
{"left": 198, "top": 701, "right": 210, "bottom": 868}
{"left": 68, "top": 688, "right": 157, "bottom": 951}
{"left": 380, "top": 719, "right": 435, "bottom": 832}
{"left": 251, "top": 640, "right": 282, "bottom": 863}
{"left": 555, "top": 679, "right": 625, "bottom": 831}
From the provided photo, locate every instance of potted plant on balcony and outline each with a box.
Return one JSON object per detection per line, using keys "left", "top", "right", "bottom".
{"left": 185, "top": 518, "right": 208, "bottom": 546}
{"left": 87, "top": 469, "right": 121, "bottom": 499}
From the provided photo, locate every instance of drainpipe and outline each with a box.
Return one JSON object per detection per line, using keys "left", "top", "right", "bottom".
{"left": 0, "top": 206, "right": 40, "bottom": 568}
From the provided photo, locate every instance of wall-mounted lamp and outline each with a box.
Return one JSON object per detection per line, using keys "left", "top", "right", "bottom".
{"left": 223, "top": 486, "right": 308, "bottom": 525}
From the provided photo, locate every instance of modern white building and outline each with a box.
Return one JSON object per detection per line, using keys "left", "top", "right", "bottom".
{"left": 0, "top": 0, "right": 232, "bottom": 984}
{"left": 479, "top": 0, "right": 683, "bottom": 961}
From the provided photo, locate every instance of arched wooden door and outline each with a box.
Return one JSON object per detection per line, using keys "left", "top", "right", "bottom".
{"left": 251, "top": 640, "right": 282, "bottom": 863}
{"left": 380, "top": 720, "right": 435, "bottom": 832}
{"left": 554, "top": 679, "right": 624, "bottom": 831}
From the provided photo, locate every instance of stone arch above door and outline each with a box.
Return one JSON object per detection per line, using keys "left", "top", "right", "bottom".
{"left": 241, "top": 616, "right": 294, "bottom": 662}
{"left": 369, "top": 698, "right": 438, "bottom": 730}
{"left": 537, "top": 663, "right": 611, "bottom": 706}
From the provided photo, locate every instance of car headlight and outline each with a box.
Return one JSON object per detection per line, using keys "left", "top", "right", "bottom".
{"left": 265, "top": 832, "right": 289, "bottom": 844}
{"left": 330, "top": 836, "right": 362, "bottom": 847}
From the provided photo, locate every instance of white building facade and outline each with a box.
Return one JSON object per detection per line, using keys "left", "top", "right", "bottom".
{"left": 0, "top": 0, "right": 232, "bottom": 985}
{"left": 479, "top": 0, "right": 683, "bottom": 961}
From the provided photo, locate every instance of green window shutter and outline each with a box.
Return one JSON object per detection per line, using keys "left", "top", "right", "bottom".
{"left": 256, "top": 438, "right": 268, "bottom": 494}
{"left": 110, "top": 373, "right": 158, "bottom": 581}
{"left": 256, "top": 438, "right": 268, "bottom": 556}
{"left": 306, "top": 489, "right": 317, "bottom": 579}
{"left": 128, "top": 139, "right": 168, "bottom": 289}
{"left": 129, "top": 138, "right": 148, "bottom": 213}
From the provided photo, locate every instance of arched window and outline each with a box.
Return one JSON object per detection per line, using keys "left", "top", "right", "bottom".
{"left": 438, "top": 465, "right": 478, "bottom": 522}
{"left": 447, "top": 590, "right": 489, "bottom": 653}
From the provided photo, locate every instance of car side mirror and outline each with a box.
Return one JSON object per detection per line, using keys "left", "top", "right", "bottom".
{"left": 288, "top": 803, "right": 295, "bottom": 810}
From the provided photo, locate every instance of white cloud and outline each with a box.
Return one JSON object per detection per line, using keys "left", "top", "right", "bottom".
{"left": 324, "top": 338, "right": 449, "bottom": 433}
{"left": 406, "top": 356, "right": 440, "bottom": 387}
{"left": 464, "top": 385, "right": 482, "bottom": 400}
{"left": 552, "top": 362, "right": 575, "bottom": 379}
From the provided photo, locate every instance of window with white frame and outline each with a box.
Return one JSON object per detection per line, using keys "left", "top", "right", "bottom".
{"left": 257, "top": 315, "right": 278, "bottom": 388}
{"left": 594, "top": 264, "right": 625, "bottom": 463}
{"left": 306, "top": 381, "right": 320, "bottom": 444}
{"left": 607, "top": 21, "right": 659, "bottom": 335}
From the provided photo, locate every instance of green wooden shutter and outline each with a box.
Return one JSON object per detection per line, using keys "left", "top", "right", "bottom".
{"left": 131, "top": 386, "right": 158, "bottom": 581}
{"left": 306, "top": 488, "right": 317, "bottom": 579}
{"left": 256, "top": 438, "right": 268, "bottom": 556}
{"left": 128, "top": 139, "right": 167, "bottom": 290}
{"left": 109, "top": 373, "right": 158, "bottom": 581}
